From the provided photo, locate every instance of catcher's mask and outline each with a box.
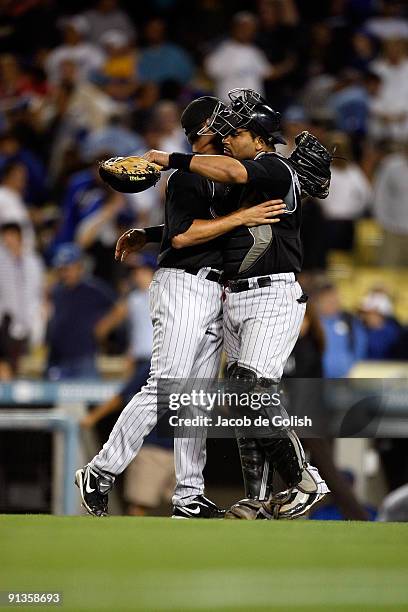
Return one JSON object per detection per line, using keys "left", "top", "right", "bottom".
{"left": 198, "top": 88, "right": 287, "bottom": 146}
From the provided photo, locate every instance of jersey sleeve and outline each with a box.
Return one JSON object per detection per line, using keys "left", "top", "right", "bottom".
{"left": 166, "top": 170, "right": 207, "bottom": 239}
{"left": 240, "top": 156, "right": 292, "bottom": 197}
{"left": 144, "top": 225, "right": 164, "bottom": 243}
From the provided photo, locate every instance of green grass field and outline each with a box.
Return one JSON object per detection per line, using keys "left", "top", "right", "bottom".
{"left": 1, "top": 516, "right": 408, "bottom": 612}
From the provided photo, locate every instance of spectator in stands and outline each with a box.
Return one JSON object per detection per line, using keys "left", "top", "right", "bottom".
{"left": 304, "top": 21, "right": 343, "bottom": 78}
{"left": 39, "top": 64, "right": 119, "bottom": 188}
{"left": 0, "top": 130, "right": 47, "bottom": 206}
{"left": 317, "top": 132, "right": 372, "bottom": 251}
{"left": 131, "top": 82, "right": 160, "bottom": 132}
{"left": 373, "top": 141, "right": 408, "bottom": 266}
{"left": 138, "top": 18, "right": 194, "bottom": 88}
{"left": 358, "top": 289, "right": 401, "bottom": 359}
{"left": 152, "top": 101, "right": 187, "bottom": 152}
{"left": 364, "top": 0, "right": 408, "bottom": 41}
{"left": 284, "top": 302, "right": 325, "bottom": 378}
{"left": 204, "top": 12, "right": 275, "bottom": 102}
{"left": 0, "top": 222, "right": 44, "bottom": 377}
{"left": 53, "top": 160, "right": 129, "bottom": 254}
{"left": 92, "top": 254, "right": 155, "bottom": 387}
{"left": 316, "top": 282, "right": 368, "bottom": 377}
{"left": 82, "top": 255, "right": 175, "bottom": 516}
{"left": 45, "top": 16, "right": 105, "bottom": 85}
{"left": 255, "top": 0, "right": 299, "bottom": 109}
{"left": 369, "top": 38, "right": 408, "bottom": 141}
{"left": 348, "top": 30, "right": 379, "bottom": 73}
{"left": 0, "top": 160, "right": 34, "bottom": 249}
{"left": 99, "top": 29, "right": 138, "bottom": 101}
{"left": 278, "top": 105, "right": 310, "bottom": 155}
{"left": 329, "top": 69, "right": 371, "bottom": 137}
{"left": 82, "top": 0, "right": 136, "bottom": 46}
{"left": 61, "top": 155, "right": 152, "bottom": 285}
{"left": 0, "top": 54, "right": 47, "bottom": 102}
{"left": 46, "top": 243, "right": 115, "bottom": 380}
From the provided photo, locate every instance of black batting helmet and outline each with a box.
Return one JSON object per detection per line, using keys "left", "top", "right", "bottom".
{"left": 199, "top": 88, "right": 286, "bottom": 145}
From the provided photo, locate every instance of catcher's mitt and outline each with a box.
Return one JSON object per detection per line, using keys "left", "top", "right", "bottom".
{"left": 99, "top": 156, "right": 162, "bottom": 193}
{"left": 288, "top": 131, "right": 333, "bottom": 199}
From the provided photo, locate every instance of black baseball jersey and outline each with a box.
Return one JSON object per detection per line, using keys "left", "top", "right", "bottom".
{"left": 219, "top": 152, "right": 302, "bottom": 280}
{"left": 158, "top": 169, "right": 223, "bottom": 271}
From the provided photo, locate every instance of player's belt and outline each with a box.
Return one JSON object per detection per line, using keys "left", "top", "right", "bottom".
{"left": 227, "top": 276, "right": 273, "bottom": 293}
{"left": 227, "top": 274, "right": 301, "bottom": 293}
{"left": 185, "top": 269, "right": 223, "bottom": 283}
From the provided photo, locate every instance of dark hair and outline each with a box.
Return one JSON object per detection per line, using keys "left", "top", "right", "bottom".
{"left": 0, "top": 160, "right": 24, "bottom": 182}
{"left": 0, "top": 222, "right": 23, "bottom": 235}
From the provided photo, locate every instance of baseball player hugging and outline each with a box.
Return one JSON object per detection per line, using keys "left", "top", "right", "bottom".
{"left": 76, "top": 94, "right": 286, "bottom": 519}
{"left": 144, "top": 89, "right": 331, "bottom": 519}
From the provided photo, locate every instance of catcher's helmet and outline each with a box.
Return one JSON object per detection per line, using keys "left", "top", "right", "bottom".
{"left": 199, "top": 88, "right": 286, "bottom": 145}
{"left": 181, "top": 96, "right": 220, "bottom": 143}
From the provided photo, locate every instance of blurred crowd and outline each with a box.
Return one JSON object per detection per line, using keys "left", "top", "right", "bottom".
{"left": 1, "top": 0, "right": 408, "bottom": 378}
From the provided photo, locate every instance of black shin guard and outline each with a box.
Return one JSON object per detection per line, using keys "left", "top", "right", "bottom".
{"left": 236, "top": 437, "right": 271, "bottom": 500}
{"left": 258, "top": 435, "right": 303, "bottom": 489}
{"left": 229, "top": 363, "right": 305, "bottom": 496}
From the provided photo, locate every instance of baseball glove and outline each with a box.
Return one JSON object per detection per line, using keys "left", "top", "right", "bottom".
{"left": 98, "top": 156, "right": 162, "bottom": 193}
{"left": 288, "top": 131, "right": 333, "bottom": 199}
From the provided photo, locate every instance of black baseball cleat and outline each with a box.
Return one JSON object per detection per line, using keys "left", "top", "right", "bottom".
{"left": 75, "top": 465, "right": 115, "bottom": 517}
{"left": 172, "top": 495, "right": 225, "bottom": 519}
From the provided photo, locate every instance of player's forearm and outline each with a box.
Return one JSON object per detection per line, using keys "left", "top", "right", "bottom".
{"left": 144, "top": 150, "right": 248, "bottom": 183}
{"left": 172, "top": 213, "right": 243, "bottom": 248}
{"left": 189, "top": 155, "right": 248, "bottom": 183}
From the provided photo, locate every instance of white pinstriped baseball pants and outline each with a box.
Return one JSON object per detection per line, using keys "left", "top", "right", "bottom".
{"left": 223, "top": 273, "right": 306, "bottom": 379}
{"left": 90, "top": 267, "right": 223, "bottom": 506}
{"left": 223, "top": 273, "right": 307, "bottom": 483}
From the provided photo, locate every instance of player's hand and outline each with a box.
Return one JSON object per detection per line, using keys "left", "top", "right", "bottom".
{"left": 115, "top": 228, "right": 147, "bottom": 262}
{"left": 143, "top": 149, "right": 170, "bottom": 168}
{"left": 237, "top": 199, "right": 286, "bottom": 227}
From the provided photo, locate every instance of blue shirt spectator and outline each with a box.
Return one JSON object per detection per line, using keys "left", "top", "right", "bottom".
{"left": 321, "top": 314, "right": 367, "bottom": 377}
{"left": 359, "top": 291, "right": 402, "bottom": 360}
{"left": 329, "top": 81, "right": 369, "bottom": 135}
{"left": 138, "top": 18, "right": 194, "bottom": 85}
{"left": 46, "top": 243, "right": 115, "bottom": 379}
{"left": 317, "top": 284, "right": 368, "bottom": 378}
{"left": 54, "top": 169, "right": 106, "bottom": 246}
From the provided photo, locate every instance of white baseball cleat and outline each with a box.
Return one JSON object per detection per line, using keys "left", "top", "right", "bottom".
{"left": 258, "top": 464, "right": 330, "bottom": 520}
